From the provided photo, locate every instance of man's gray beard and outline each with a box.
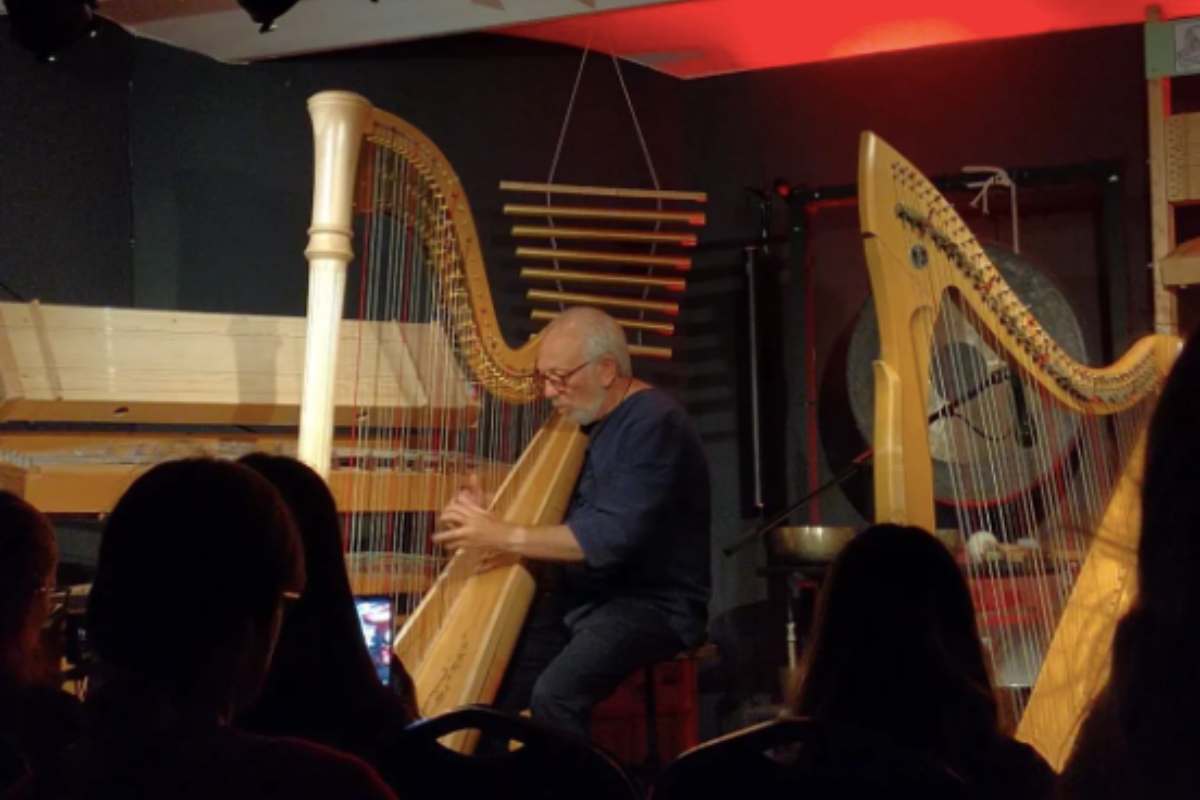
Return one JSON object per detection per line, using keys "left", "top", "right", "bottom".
{"left": 565, "top": 392, "right": 606, "bottom": 426}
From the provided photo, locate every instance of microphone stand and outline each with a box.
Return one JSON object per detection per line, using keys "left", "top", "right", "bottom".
{"left": 738, "top": 184, "right": 801, "bottom": 519}
{"left": 723, "top": 448, "right": 873, "bottom": 556}
{"left": 724, "top": 365, "right": 1020, "bottom": 557}
{"left": 743, "top": 187, "right": 772, "bottom": 516}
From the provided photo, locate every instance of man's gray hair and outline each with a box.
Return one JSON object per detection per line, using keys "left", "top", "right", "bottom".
{"left": 550, "top": 306, "right": 632, "bottom": 377}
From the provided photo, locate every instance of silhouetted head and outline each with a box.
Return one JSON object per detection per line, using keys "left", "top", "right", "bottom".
{"left": 1138, "top": 334, "right": 1200, "bottom": 628}
{"left": 0, "top": 491, "right": 57, "bottom": 686}
{"left": 238, "top": 453, "right": 345, "bottom": 604}
{"left": 1059, "top": 334, "right": 1200, "bottom": 797}
{"left": 87, "top": 458, "right": 303, "bottom": 712}
{"left": 790, "top": 523, "right": 995, "bottom": 756}
{"left": 1084, "top": 333, "right": 1200, "bottom": 774}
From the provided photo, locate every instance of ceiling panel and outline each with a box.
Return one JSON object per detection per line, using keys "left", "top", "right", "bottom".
{"left": 93, "top": 0, "right": 677, "bottom": 63}
{"left": 66, "top": 0, "right": 1200, "bottom": 77}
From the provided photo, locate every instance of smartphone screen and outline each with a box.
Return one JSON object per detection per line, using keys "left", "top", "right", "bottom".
{"left": 354, "top": 595, "right": 392, "bottom": 686}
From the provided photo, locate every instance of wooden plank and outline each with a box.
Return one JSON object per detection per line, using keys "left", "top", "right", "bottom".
{"left": 526, "top": 289, "right": 678, "bottom": 316}
{"left": 530, "top": 309, "right": 674, "bottom": 336}
{"left": 511, "top": 225, "right": 698, "bottom": 246}
{"left": 1149, "top": 77, "right": 1180, "bottom": 334}
{"left": 517, "top": 246, "right": 691, "bottom": 271}
{"left": 520, "top": 268, "right": 686, "bottom": 292}
{"left": 0, "top": 437, "right": 511, "bottom": 514}
{"left": 503, "top": 204, "right": 706, "bottom": 226}
{"left": 1160, "top": 236, "right": 1200, "bottom": 286}
{"left": 627, "top": 344, "right": 673, "bottom": 360}
{"left": 0, "top": 303, "right": 478, "bottom": 426}
{"left": 499, "top": 181, "right": 706, "bottom": 203}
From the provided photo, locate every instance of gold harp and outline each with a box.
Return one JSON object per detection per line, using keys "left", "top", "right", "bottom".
{"left": 858, "top": 131, "right": 1179, "bottom": 768}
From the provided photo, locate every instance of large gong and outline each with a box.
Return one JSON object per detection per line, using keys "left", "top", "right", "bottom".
{"left": 846, "top": 246, "right": 1089, "bottom": 508}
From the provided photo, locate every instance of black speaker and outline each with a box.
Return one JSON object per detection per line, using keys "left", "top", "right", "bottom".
{"left": 3, "top": 0, "right": 96, "bottom": 61}
{"left": 237, "top": 0, "right": 301, "bottom": 33}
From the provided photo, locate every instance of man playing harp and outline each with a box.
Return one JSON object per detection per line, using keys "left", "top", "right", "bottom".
{"left": 435, "top": 307, "right": 711, "bottom": 740}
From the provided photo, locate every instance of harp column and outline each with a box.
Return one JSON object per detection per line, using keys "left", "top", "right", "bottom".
{"left": 299, "top": 91, "right": 372, "bottom": 478}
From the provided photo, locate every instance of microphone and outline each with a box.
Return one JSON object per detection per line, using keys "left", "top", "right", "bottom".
{"left": 1007, "top": 369, "right": 1037, "bottom": 448}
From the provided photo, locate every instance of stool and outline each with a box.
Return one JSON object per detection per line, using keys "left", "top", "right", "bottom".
{"left": 591, "top": 643, "right": 717, "bottom": 772}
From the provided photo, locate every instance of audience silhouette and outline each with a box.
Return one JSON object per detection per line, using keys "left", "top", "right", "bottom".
{"left": 786, "top": 523, "right": 1053, "bottom": 799}
{"left": 1060, "top": 332, "right": 1200, "bottom": 798}
{"left": 0, "top": 492, "right": 82, "bottom": 793}
{"left": 236, "top": 453, "right": 419, "bottom": 776}
{"left": 36, "top": 458, "right": 397, "bottom": 800}
{"left": 33, "top": 357, "right": 1196, "bottom": 798}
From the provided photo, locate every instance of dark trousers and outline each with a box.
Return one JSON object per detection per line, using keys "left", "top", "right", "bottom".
{"left": 494, "top": 592, "right": 685, "bottom": 741}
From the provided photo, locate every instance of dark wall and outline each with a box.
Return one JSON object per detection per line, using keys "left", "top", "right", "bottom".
{"left": 126, "top": 33, "right": 691, "bottom": 321}
{"left": 0, "top": 20, "right": 134, "bottom": 305}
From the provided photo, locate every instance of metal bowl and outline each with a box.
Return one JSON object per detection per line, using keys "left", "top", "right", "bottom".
{"left": 765, "top": 525, "right": 963, "bottom": 565}
{"left": 765, "top": 525, "right": 857, "bottom": 564}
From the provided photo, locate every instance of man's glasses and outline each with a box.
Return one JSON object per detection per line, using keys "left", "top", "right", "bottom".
{"left": 532, "top": 358, "right": 595, "bottom": 392}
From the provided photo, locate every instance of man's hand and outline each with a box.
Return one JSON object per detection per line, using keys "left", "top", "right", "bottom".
{"left": 434, "top": 474, "right": 516, "bottom": 552}
{"left": 433, "top": 473, "right": 586, "bottom": 563}
{"left": 454, "top": 473, "right": 487, "bottom": 508}
{"left": 473, "top": 549, "right": 521, "bottom": 574}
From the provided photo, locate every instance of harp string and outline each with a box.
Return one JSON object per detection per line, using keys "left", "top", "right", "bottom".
{"left": 342, "top": 130, "right": 552, "bottom": 643}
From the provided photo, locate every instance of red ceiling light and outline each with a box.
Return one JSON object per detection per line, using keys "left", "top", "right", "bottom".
{"left": 500, "top": 0, "right": 1200, "bottom": 79}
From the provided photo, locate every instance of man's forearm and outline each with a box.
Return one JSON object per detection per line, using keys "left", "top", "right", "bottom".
{"left": 508, "top": 523, "right": 586, "bottom": 562}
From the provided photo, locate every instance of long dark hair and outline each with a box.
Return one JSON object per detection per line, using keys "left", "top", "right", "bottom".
{"left": 87, "top": 458, "right": 303, "bottom": 687}
{"left": 236, "top": 453, "right": 417, "bottom": 751}
{"left": 789, "top": 524, "right": 997, "bottom": 769}
{"left": 1062, "top": 333, "right": 1200, "bottom": 796}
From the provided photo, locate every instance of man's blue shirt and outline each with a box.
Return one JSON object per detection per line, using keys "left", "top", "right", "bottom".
{"left": 560, "top": 386, "right": 711, "bottom": 645}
